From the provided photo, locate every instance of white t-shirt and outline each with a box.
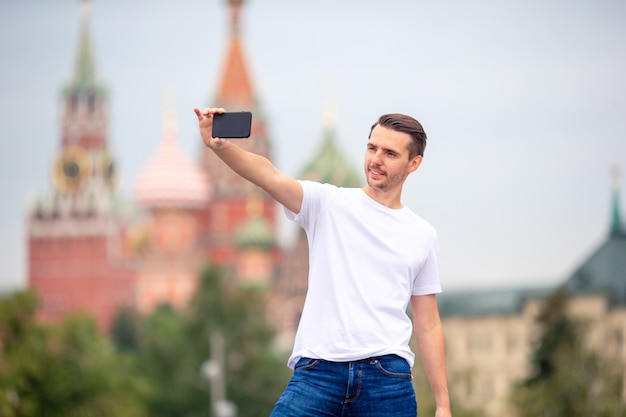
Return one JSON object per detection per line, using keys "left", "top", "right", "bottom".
{"left": 284, "top": 181, "right": 441, "bottom": 369}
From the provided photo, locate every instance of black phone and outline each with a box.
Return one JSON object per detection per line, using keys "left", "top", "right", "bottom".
{"left": 212, "top": 111, "right": 253, "bottom": 138}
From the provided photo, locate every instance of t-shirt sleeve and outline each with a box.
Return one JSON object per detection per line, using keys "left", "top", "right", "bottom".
{"left": 411, "top": 233, "right": 442, "bottom": 296}
{"left": 283, "top": 181, "right": 335, "bottom": 230}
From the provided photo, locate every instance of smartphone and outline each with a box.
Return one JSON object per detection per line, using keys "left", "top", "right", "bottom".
{"left": 212, "top": 111, "right": 253, "bottom": 138}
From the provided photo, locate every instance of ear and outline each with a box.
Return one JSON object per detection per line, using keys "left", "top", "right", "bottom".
{"left": 408, "top": 155, "right": 423, "bottom": 173}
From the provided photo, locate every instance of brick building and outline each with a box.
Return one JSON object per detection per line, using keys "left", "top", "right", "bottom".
{"left": 27, "top": 0, "right": 281, "bottom": 331}
{"left": 437, "top": 176, "right": 626, "bottom": 416}
{"left": 27, "top": 1, "right": 135, "bottom": 331}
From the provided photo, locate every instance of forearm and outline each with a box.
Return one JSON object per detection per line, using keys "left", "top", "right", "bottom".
{"left": 208, "top": 140, "right": 303, "bottom": 213}
{"left": 210, "top": 140, "right": 277, "bottom": 190}
{"left": 412, "top": 294, "right": 451, "bottom": 415}
{"left": 415, "top": 322, "right": 451, "bottom": 411}
{"left": 195, "top": 107, "right": 302, "bottom": 213}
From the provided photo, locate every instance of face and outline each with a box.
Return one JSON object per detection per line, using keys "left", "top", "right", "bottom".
{"left": 364, "top": 125, "right": 422, "bottom": 192}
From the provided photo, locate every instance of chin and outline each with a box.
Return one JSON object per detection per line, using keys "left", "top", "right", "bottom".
{"left": 366, "top": 180, "right": 388, "bottom": 191}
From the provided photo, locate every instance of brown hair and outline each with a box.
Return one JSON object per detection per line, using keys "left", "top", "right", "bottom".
{"left": 369, "top": 113, "right": 427, "bottom": 159}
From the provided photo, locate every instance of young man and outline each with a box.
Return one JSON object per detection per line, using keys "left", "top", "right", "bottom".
{"left": 195, "top": 107, "right": 451, "bottom": 417}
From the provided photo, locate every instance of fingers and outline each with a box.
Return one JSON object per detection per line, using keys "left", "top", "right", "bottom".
{"left": 194, "top": 107, "right": 226, "bottom": 121}
{"left": 196, "top": 107, "right": 228, "bottom": 149}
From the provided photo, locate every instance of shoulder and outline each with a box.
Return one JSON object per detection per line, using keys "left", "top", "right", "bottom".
{"left": 300, "top": 180, "right": 345, "bottom": 202}
{"left": 300, "top": 180, "right": 338, "bottom": 193}
{"left": 401, "top": 208, "right": 438, "bottom": 238}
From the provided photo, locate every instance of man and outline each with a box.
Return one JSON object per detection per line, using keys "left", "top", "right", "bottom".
{"left": 195, "top": 107, "right": 451, "bottom": 417}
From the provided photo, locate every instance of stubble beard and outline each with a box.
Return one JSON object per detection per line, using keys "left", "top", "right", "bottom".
{"left": 365, "top": 165, "right": 407, "bottom": 192}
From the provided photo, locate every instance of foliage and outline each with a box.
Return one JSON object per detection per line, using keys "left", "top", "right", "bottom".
{"left": 110, "top": 306, "right": 141, "bottom": 353}
{"left": 132, "top": 304, "right": 209, "bottom": 417}
{"left": 110, "top": 264, "right": 291, "bottom": 417}
{"left": 189, "top": 267, "right": 291, "bottom": 417}
{"left": 1, "top": 266, "right": 291, "bottom": 417}
{"left": 0, "top": 291, "right": 147, "bottom": 417}
{"left": 511, "top": 288, "right": 626, "bottom": 417}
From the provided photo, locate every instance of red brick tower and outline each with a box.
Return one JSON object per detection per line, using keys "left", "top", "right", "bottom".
{"left": 27, "top": 0, "right": 135, "bottom": 331}
{"left": 199, "top": 0, "right": 277, "bottom": 273}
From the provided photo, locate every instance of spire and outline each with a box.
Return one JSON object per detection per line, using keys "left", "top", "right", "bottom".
{"left": 229, "top": 0, "right": 244, "bottom": 36}
{"left": 69, "top": 0, "right": 97, "bottom": 92}
{"left": 215, "top": 0, "right": 255, "bottom": 109}
{"left": 161, "top": 91, "right": 178, "bottom": 144}
{"left": 322, "top": 100, "right": 337, "bottom": 133}
{"left": 609, "top": 166, "right": 625, "bottom": 238}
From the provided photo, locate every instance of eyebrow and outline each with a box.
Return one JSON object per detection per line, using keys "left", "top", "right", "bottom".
{"left": 367, "top": 142, "right": 401, "bottom": 155}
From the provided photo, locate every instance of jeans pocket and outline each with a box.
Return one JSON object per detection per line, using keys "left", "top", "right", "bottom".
{"left": 294, "top": 357, "right": 321, "bottom": 371}
{"left": 372, "top": 355, "right": 412, "bottom": 379}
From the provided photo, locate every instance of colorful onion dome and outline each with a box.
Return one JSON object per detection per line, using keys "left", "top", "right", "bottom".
{"left": 134, "top": 109, "right": 211, "bottom": 209}
{"left": 235, "top": 194, "right": 274, "bottom": 248}
{"left": 299, "top": 104, "right": 363, "bottom": 188}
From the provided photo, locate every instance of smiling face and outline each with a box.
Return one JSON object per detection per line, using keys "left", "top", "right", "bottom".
{"left": 364, "top": 125, "right": 422, "bottom": 197}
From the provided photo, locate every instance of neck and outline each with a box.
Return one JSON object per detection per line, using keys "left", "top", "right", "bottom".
{"left": 361, "top": 185, "right": 404, "bottom": 209}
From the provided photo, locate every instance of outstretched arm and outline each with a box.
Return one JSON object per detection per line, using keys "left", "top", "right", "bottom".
{"left": 194, "top": 107, "right": 303, "bottom": 214}
{"left": 411, "top": 294, "right": 452, "bottom": 417}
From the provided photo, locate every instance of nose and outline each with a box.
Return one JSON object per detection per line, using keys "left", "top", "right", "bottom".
{"left": 371, "top": 149, "right": 383, "bottom": 166}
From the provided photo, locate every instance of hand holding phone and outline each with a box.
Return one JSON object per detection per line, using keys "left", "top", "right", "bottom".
{"left": 212, "top": 111, "right": 253, "bottom": 138}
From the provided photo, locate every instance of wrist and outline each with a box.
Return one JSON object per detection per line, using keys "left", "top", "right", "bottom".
{"left": 435, "top": 397, "right": 451, "bottom": 409}
{"left": 208, "top": 137, "right": 230, "bottom": 152}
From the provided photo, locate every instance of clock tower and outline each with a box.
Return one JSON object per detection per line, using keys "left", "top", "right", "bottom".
{"left": 27, "top": 0, "right": 135, "bottom": 332}
{"left": 53, "top": 0, "right": 114, "bottom": 196}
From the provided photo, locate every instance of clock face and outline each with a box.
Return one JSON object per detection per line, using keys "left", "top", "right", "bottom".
{"left": 63, "top": 160, "right": 80, "bottom": 179}
{"left": 52, "top": 145, "right": 92, "bottom": 194}
{"left": 94, "top": 150, "right": 116, "bottom": 189}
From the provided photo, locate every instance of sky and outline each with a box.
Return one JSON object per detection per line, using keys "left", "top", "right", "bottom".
{"left": 1, "top": 0, "right": 625, "bottom": 292}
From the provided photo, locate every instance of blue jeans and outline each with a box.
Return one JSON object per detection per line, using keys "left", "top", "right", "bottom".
{"left": 270, "top": 354, "right": 417, "bottom": 417}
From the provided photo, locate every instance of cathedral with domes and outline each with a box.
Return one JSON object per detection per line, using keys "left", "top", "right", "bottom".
{"left": 26, "top": 0, "right": 360, "bottom": 344}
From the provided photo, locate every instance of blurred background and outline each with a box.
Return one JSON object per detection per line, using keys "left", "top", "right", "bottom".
{"left": 2, "top": 0, "right": 625, "bottom": 292}
{"left": 1, "top": 1, "right": 625, "bottom": 416}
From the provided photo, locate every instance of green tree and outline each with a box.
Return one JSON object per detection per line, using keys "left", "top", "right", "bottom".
{"left": 133, "top": 304, "right": 209, "bottom": 417}
{"left": 113, "top": 264, "right": 291, "bottom": 417}
{"left": 187, "top": 265, "right": 291, "bottom": 417}
{"left": 0, "top": 291, "right": 147, "bottom": 417}
{"left": 110, "top": 306, "right": 141, "bottom": 353}
{"left": 511, "top": 288, "right": 626, "bottom": 417}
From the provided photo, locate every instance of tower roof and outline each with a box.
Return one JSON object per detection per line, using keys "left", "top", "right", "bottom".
{"left": 134, "top": 109, "right": 211, "bottom": 209}
{"left": 64, "top": 0, "right": 103, "bottom": 95}
{"left": 439, "top": 170, "right": 626, "bottom": 317}
{"left": 299, "top": 107, "right": 363, "bottom": 187}
{"left": 438, "top": 286, "right": 552, "bottom": 317}
{"left": 609, "top": 167, "right": 625, "bottom": 238}
{"left": 564, "top": 170, "right": 626, "bottom": 305}
{"left": 215, "top": 0, "right": 255, "bottom": 110}
{"left": 235, "top": 194, "right": 274, "bottom": 248}
{"left": 235, "top": 216, "right": 274, "bottom": 248}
